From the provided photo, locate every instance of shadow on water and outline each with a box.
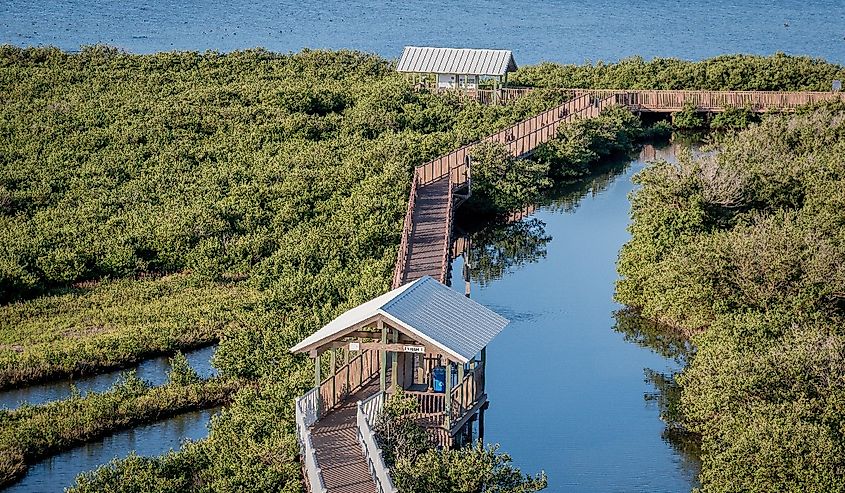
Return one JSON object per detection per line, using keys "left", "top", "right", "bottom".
{"left": 451, "top": 142, "right": 703, "bottom": 492}
{"left": 3, "top": 406, "right": 222, "bottom": 493}
{"left": 0, "top": 344, "right": 218, "bottom": 410}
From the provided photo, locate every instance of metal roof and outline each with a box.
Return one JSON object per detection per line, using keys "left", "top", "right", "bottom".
{"left": 396, "top": 46, "right": 517, "bottom": 76}
{"left": 289, "top": 276, "right": 509, "bottom": 363}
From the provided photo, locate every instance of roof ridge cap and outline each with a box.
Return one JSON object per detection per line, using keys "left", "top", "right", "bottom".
{"left": 381, "top": 276, "right": 430, "bottom": 310}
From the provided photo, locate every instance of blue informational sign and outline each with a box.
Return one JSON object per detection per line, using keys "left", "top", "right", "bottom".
{"left": 432, "top": 366, "right": 446, "bottom": 393}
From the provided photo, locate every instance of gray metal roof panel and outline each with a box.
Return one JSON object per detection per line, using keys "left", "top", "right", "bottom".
{"left": 397, "top": 46, "right": 517, "bottom": 76}
{"left": 381, "top": 277, "right": 509, "bottom": 362}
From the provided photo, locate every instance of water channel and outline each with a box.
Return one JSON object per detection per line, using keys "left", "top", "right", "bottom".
{"left": 0, "top": 345, "right": 219, "bottom": 492}
{"left": 5, "top": 406, "right": 221, "bottom": 493}
{"left": 0, "top": 344, "right": 218, "bottom": 410}
{"left": 452, "top": 143, "right": 700, "bottom": 492}
{"left": 2, "top": 144, "right": 698, "bottom": 492}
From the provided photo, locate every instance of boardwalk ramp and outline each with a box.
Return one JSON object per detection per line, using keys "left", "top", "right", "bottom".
{"left": 393, "top": 92, "right": 613, "bottom": 288}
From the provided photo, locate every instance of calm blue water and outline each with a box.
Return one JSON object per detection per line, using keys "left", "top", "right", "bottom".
{"left": 452, "top": 144, "right": 699, "bottom": 492}
{"left": 2, "top": 0, "right": 844, "bottom": 64}
{"left": 0, "top": 345, "right": 217, "bottom": 410}
{"left": 4, "top": 407, "right": 221, "bottom": 493}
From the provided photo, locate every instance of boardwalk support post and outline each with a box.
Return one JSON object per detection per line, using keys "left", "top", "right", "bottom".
{"left": 391, "top": 329, "right": 399, "bottom": 389}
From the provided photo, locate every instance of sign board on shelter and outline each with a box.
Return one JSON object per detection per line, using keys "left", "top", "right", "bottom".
{"left": 403, "top": 345, "right": 425, "bottom": 353}
{"left": 348, "top": 342, "right": 360, "bottom": 351}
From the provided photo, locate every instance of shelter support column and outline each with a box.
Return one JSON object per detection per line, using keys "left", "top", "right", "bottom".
{"left": 391, "top": 329, "right": 399, "bottom": 390}
{"left": 314, "top": 350, "right": 322, "bottom": 417}
{"left": 330, "top": 350, "right": 336, "bottom": 404}
{"left": 379, "top": 319, "right": 387, "bottom": 392}
{"left": 479, "top": 402, "right": 488, "bottom": 443}
{"left": 445, "top": 358, "right": 453, "bottom": 428}
{"left": 481, "top": 346, "right": 487, "bottom": 393}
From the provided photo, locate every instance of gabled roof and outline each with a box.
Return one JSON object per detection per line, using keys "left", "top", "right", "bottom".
{"left": 289, "top": 276, "right": 509, "bottom": 363}
{"left": 396, "top": 46, "right": 517, "bottom": 76}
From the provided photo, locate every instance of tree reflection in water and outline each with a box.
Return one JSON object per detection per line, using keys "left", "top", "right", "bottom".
{"left": 613, "top": 308, "right": 702, "bottom": 482}
{"left": 456, "top": 158, "right": 633, "bottom": 287}
{"left": 460, "top": 218, "right": 552, "bottom": 288}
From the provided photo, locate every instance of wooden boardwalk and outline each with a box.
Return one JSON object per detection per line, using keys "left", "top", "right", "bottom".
{"left": 393, "top": 88, "right": 845, "bottom": 288}
{"left": 299, "top": 88, "right": 845, "bottom": 493}
{"left": 393, "top": 92, "right": 609, "bottom": 288}
{"left": 401, "top": 177, "right": 451, "bottom": 284}
{"left": 311, "top": 378, "right": 382, "bottom": 493}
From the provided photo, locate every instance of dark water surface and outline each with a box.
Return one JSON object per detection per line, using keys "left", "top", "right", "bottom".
{"left": 4, "top": 407, "right": 221, "bottom": 493}
{"left": 452, "top": 143, "right": 699, "bottom": 492}
{"left": 0, "top": 344, "right": 217, "bottom": 410}
{"left": 2, "top": 0, "right": 844, "bottom": 64}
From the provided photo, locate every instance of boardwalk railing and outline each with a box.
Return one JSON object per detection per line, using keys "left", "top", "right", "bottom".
{"left": 572, "top": 89, "right": 845, "bottom": 112}
{"left": 393, "top": 93, "right": 614, "bottom": 288}
{"left": 440, "top": 170, "right": 455, "bottom": 284}
{"left": 319, "top": 349, "right": 380, "bottom": 417}
{"left": 415, "top": 93, "right": 595, "bottom": 185}
{"left": 296, "top": 388, "right": 328, "bottom": 493}
{"left": 398, "top": 362, "right": 487, "bottom": 448}
{"left": 392, "top": 170, "right": 419, "bottom": 289}
{"left": 450, "top": 362, "right": 485, "bottom": 427}
{"left": 428, "top": 86, "right": 537, "bottom": 105}
{"left": 433, "top": 86, "right": 845, "bottom": 112}
{"left": 357, "top": 391, "right": 398, "bottom": 493}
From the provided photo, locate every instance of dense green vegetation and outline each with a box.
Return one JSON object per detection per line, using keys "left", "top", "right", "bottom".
{"left": 511, "top": 53, "right": 845, "bottom": 91}
{"left": 532, "top": 105, "right": 643, "bottom": 178}
{"left": 0, "top": 364, "right": 238, "bottom": 487}
{"left": 467, "top": 105, "right": 647, "bottom": 215}
{"left": 0, "top": 46, "right": 564, "bottom": 490}
{"left": 616, "top": 104, "right": 845, "bottom": 492}
{"left": 0, "top": 45, "right": 569, "bottom": 385}
{"left": 374, "top": 391, "right": 548, "bottom": 493}
{"left": 4, "top": 45, "right": 845, "bottom": 491}
{"left": 0, "top": 273, "right": 257, "bottom": 388}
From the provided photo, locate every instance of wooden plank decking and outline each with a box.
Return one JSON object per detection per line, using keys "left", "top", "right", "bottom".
{"left": 301, "top": 88, "right": 845, "bottom": 493}
{"left": 311, "top": 377, "right": 382, "bottom": 493}
{"left": 400, "top": 177, "right": 451, "bottom": 284}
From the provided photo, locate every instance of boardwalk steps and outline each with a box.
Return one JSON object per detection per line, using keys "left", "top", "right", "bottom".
{"left": 296, "top": 88, "right": 845, "bottom": 493}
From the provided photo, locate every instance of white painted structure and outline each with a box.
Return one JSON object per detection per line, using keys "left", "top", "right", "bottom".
{"left": 397, "top": 46, "right": 517, "bottom": 90}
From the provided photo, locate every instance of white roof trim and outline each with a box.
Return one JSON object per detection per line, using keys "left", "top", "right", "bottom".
{"left": 288, "top": 280, "right": 417, "bottom": 354}
{"left": 289, "top": 276, "right": 508, "bottom": 363}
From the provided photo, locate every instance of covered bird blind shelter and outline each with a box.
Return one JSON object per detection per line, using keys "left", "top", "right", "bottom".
{"left": 290, "top": 276, "right": 509, "bottom": 447}
{"left": 397, "top": 46, "right": 517, "bottom": 92}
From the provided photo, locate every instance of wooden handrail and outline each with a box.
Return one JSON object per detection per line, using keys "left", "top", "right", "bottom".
{"left": 296, "top": 388, "right": 328, "bottom": 493}
{"left": 449, "top": 362, "right": 485, "bottom": 425}
{"left": 319, "top": 349, "right": 380, "bottom": 417}
{"left": 569, "top": 89, "right": 845, "bottom": 112}
{"left": 391, "top": 170, "right": 419, "bottom": 289}
{"left": 429, "top": 86, "right": 845, "bottom": 112}
{"left": 394, "top": 93, "right": 603, "bottom": 287}
{"left": 440, "top": 167, "right": 455, "bottom": 284}
{"left": 356, "top": 394, "right": 399, "bottom": 493}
